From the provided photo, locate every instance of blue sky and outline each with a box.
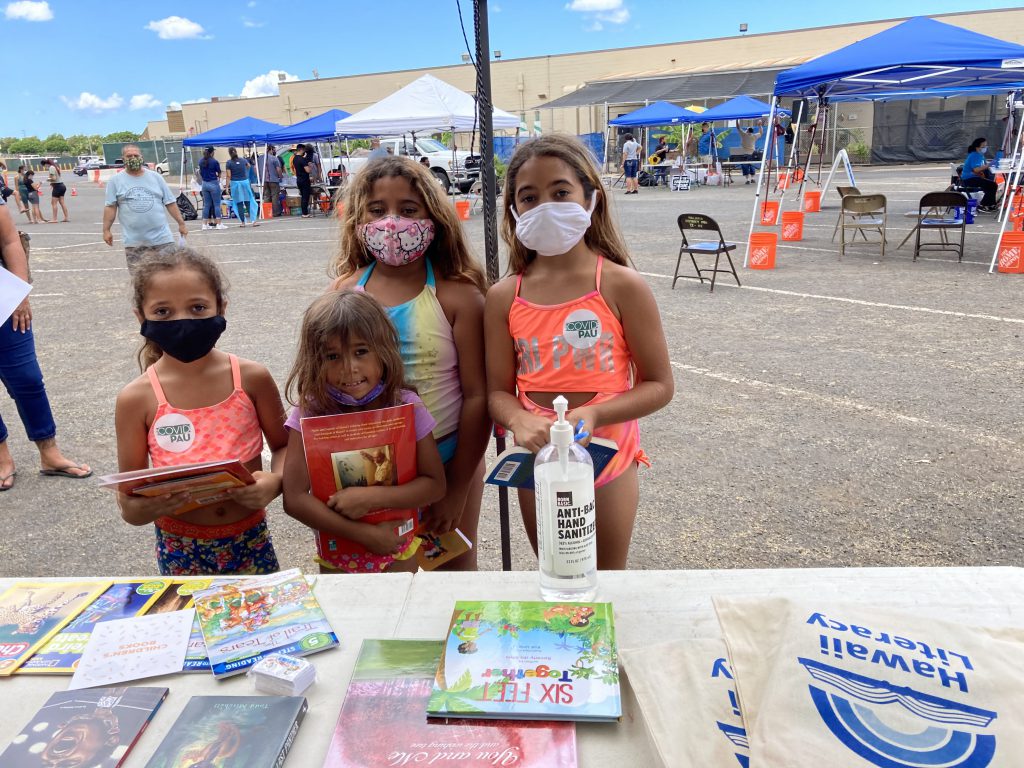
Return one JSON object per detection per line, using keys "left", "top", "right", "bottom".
{"left": 0, "top": 0, "right": 1013, "bottom": 138}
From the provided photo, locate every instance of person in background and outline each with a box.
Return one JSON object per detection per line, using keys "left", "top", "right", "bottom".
{"left": 260, "top": 145, "right": 284, "bottom": 217}
{"left": 697, "top": 122, "right": 715, "bottom": 165}
{"left": 367, "top": 138, "right": 388, "bottom": 162}
{"left": 652, "top": 136, "right": 669, "bottom": 186}
{"left": 0, "top": 199, "right": 92, "bottom": 491}
{"left": 103, "top": 144, "right": 188, "bottom": 270}
{"left": 197, "top": 146, "right": 225, "bottom": 230}
{"left": 737, "top": 124, "right": 762, "bottom": 184}
{"left": 24, "top": 170, "right": 47, "bottom": 224}
{"left": 14, "top": 165, "right": 33, "bottom": 223}
{"left": 621, "top": 133, "right": 640, "bottom": 195}
{"left": 419, "top": 156, "right": 431, "bottom": 170}
{"left": 961, "top": 137, "right": 1000, "bottom": 212}
{"left": 44, "top": 160, "right": 69, "bottom": 223}
{"left": 292, "top": 145, "right": 314, "bottom": 218}
{"left": 225, "top": 147, "right": 258, "bottom": 227}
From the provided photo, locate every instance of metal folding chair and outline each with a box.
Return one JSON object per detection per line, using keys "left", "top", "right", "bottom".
{"left": 674, "top": 213, "right": 740, "bottom": 292}
{"left": 914, "top": 191, "right": 967, "bottom": 262}
{"left": 831, "top": 185, "right": 867, "bottom": 242}
{"left": 465, "top": 180, "right": 483, "bottom": 215}
{"left": 839, "top": 194, "right": 887, "bottom": 259}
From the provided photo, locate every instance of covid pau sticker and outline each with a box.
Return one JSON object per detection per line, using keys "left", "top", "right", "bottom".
{"left": 562, "top": 309, "right": 602, "bottom": 350}
{"left": 152, "top": 412, "right": 196, "bottom": 454}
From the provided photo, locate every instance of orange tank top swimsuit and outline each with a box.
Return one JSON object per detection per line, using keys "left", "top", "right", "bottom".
{"left": 146, "top": 354, "right": 278, "bottom": 575}
{"left": 507, "top": 256, "right": 649, "bottom": 488}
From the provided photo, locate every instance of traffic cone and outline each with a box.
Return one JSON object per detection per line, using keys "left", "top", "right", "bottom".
{"left": 71, "top": 186, "right": 77, "bottom": 197}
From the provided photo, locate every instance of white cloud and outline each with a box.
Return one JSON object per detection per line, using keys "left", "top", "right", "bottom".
{"left": 586, "top": 20, "right": 603, "bottom": 31}
{"left": 145, "top": 15, "right": 209, "bottom": 40}
{"left": 183, "top": 97, "right": 211, "bottom": 105}
{"left": 4, "top": 1, "right": 52, "bottom": 21}
{"left": 240, "top": 69, "right": 298, "bottom": 99}
{"left": 598, "top": 7, "right": 629, "bottom": 23}
{"left": 60, "top": 92, "right": 124, "bottom": 112}
{"left": 247, "top": 0, "right": 257, "bottom": 6}
{"left": 242, "top": 17, "right": 263, "bottom": 27}
{"left": 130, "top": 93, "right": 162, "bottom": 110}
{"left": 566, "top": 0, "right": 620, "bottom": 10}
{"left": 168, "top": 101, "right": 182, "bottom": 111}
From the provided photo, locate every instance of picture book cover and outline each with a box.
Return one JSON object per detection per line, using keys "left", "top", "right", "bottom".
{"left": 427, "top": 601, "right": 621, "bottom": 722}
{"left": 18, "top": 580, "right": 170, "bottom": 674}
{"left": 182, "top": 579, "right": 238, "bottom": 673}
{"left": 69, "top": 609, "right": 194, "bottom": 690}
{"left": 98, "top": 460, "right": 254, "bottom": 516}
{"left": 486, "top": 439, "right": 619, "bottom": 489}
{"left": 324, "top": 639, "right": 577, "bottom": 768}
{"left": 0, "top": 581, "right": 110, "bottom": 676}
{"left": 300, "top": 404, "right": 420, "bottom": 563}
{"left": 143, "top": 696, "right": 307, "bottom": 768}
{"left": 191, "top": 568, "right": 338, "bottom": 678}
{"left": 0, "top": 686, "right": 168, "bottom": 768}
{"left": 403, "top": 529, "right": 473, "bottom": 571}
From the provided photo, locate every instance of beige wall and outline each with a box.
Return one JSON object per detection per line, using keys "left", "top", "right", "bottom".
{"left": 162, "top": 8, "right": 1024, "bottom": 140}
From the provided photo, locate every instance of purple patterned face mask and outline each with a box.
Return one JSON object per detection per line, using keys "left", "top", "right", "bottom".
{"left": 359, "top": 216, "right": 435, "bottom": 267}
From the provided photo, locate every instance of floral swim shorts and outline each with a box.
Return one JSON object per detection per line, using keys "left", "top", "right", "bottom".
{"left": 154, "top": 510, "right": 280, "bottom": 576}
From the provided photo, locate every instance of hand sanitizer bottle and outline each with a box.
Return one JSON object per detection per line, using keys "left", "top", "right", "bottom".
{"left": 534, "top": 396, "right": 597, "bottom": 602}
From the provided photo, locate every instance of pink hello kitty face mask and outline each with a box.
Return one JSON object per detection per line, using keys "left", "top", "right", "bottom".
{"left": 359, "top": 215, "right": 436, "bottom": 267}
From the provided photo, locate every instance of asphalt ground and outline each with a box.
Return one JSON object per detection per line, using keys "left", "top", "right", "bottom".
{"left": 2, "top": 164, "right": 1022, "bottom": 577}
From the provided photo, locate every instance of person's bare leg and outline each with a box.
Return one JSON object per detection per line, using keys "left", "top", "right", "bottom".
{"left": 0, "top": 440, "right": 15, "bottom": 489}
{"left": 385, "top": 555, "right": 419, "bottom": 573}
{"left": 518, "top": 487, "right": 540, "bottom": 557}
{"left": 35, "top": 437, "right": 90, "bottom": 476}
{"left": 51, "top": 196, "right": 58, "bottom": 221}
{"left": 59, "top": 197, "right": 69, "bottom": 222}
{"left": 433, "top": 459, "right": 484, "bottom": 571}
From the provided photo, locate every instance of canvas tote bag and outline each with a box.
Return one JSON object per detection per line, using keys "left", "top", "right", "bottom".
{"left": 715, "top": 597, "right": 1024, "bottom": 768}
{"left": 621, "top": 638, "right": 750, "bottom": 768}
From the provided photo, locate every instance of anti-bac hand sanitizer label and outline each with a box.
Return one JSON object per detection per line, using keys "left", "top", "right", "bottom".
{"left": 537, "top": 476, "right": 597, "bottom": 577}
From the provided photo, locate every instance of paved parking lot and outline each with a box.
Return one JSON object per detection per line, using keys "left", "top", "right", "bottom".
{"left": 2, "top": 163, "right": 1021, "bottom": 576}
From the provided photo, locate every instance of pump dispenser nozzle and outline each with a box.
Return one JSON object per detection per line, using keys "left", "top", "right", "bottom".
{"left": 550, "top": 395, "right": 573, "bottom": 479}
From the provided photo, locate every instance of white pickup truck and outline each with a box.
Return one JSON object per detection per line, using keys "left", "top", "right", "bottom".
{"left": 329, "top": 136, "right": 480, "bottom": 192}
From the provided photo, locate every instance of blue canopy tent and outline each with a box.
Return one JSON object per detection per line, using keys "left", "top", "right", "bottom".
{"left": 608, "top": 101, "right": 700, "bottom": 126}
{"left": 266, "top": 109, "right": 353, "bottom": 143}
{"left": 697, "top": 96, "right": 790, "bottom": 166}
{"left": 747, "top": 16, "right": 1024, "bottom": 267}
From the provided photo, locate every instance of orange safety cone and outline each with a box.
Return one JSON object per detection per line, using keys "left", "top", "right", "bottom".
{"left": 71, "top": 186, "right": 78, "bottom": 196}
{"left": 92, "top": 169, "right": 100, "bottom": 184}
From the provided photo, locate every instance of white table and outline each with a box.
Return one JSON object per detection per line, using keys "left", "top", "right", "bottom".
{"left": 1, "top": 568, "right": 1023, "bottom": 766}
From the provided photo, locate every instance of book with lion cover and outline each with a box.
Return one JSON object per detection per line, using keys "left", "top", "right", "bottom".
{"left": 299, "top": 404, "right": 419, "bottom": 565}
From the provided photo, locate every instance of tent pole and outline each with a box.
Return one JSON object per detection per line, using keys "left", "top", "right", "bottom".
{"left": 603, "top": 102, "right": 610, "bottom": 172}
{"left": 746, "top": 96, "right": 778, "bottom": 268}
{"left": 990, "top": 90, "right": 1023, "bottom": 273}
{"left": 997, "top": 92, "right": 1024, "bottom": 224}
{"left": 178, "top": 145, "right": 186, "bottom": 191}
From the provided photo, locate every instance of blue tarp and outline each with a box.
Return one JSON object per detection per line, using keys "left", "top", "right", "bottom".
{"left": 699, "top": 95, "right": 790, "bottom": 122}
{"left": 774, "top": 16, "right": 1024, "bottom": 99}
{"left": 266, "top": 109, "right": 352, "bottom": 143}
{"left": 609, "top": 101, "right": 700, "bottom": 127}
{"left": 182, "top": 116, "right": 284, "bottom": 147}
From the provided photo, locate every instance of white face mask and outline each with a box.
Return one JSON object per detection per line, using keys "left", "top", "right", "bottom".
{"left": 511, "top": 192, "right": 598, "bottom": 257}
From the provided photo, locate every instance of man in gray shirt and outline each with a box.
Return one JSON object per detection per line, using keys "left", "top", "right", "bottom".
{"left": 258, "top": 146, "right": 284, "bottom": 217}
{"left": 102, "top": 144, "right": 188, "bottom": 270}
{"left": 367, "top": 138, "right": 389, "bottom": 162}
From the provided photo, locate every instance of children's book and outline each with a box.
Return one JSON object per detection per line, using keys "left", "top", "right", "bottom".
{"left": 323, "top": 639, "right": 577, "bottom": 768}
{"left": 98, "top": 459, "right": 254, "bottom": 515}
{"left": 0, "top": 686, "right": 168, "bottom": 768}
{"left": 191, "top": 568, "right": 338, "bottom": 678}
{"left": 0, "top": 581, "right": 110, "bottom": 676}
{"left": 143, "top": 695, "right": 308, "bottom": 768}
{"left": 69, "top": 608, "right": 194, "bottom": 690}
{"left": 427, "top": 601, "right": 621, "bottom": 722}
{"left": 399, "top": 529, "right": 473, "bottom": 571}
{"left": 181, "top": 579, "right": 237, "bottom": 673}
{"left": 486, "top": 439, "right": 619, "bottom": 489}
{"left": 18, "top": 579, "right": 170, "bottom": 674}
{"left": 300, "top": 404, "right": 420, "bottom": 564}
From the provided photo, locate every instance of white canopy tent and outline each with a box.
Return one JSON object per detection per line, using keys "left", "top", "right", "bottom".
{"left": 334, "top": 73, "right": 520, "bottom": 135}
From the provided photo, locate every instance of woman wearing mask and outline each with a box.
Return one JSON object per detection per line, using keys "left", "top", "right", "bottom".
{"left": 197, "top": 147, "right": 225, "bottom": 230}
{"left": 961, "top": 137, "right": 999, "bottom": 212}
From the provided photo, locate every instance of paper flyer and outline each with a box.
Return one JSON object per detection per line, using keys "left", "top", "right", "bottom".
{"left": 69, "top": 608, "right": 194, "bottom": 690}
{"left": 0, "top": 267, "right": 31, "bottom": 326}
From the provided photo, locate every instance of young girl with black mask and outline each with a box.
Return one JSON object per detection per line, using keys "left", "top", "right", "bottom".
{"left": 114, "top": 247, "right": 288, "bottom": 575}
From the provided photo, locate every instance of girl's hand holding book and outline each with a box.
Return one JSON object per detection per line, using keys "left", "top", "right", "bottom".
{"left": 510, "top": 410, "right": 556, "bottom": 453}
{"left": 327, "top": 486, "right": 376, "bottom": 520}
{"left": 118, "top": 490, "right": 194, "bottom": 525}
{"left": 226, "top": 470, "right": 282, "bottom": 509}
{"left": 359, "top": 521, "right": 405, "bottom": 556}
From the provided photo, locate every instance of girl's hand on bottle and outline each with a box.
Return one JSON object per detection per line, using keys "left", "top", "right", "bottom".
{"left": 327, "top": 486, "right": 375, "bottom": 519}
{"left": 359, "top": 521, "right": 405, "bottom": 555}
{"left": 509, "top": 410, "right": 555, "bottom": 453}
{"left": 566, "top": 405, "right": 600, "bottom": 448}
{"left": 226, "top": 471, "right": 281, "bottom": 509}
{"left": 118, "top": 490, "right": 193, "bottom": 523}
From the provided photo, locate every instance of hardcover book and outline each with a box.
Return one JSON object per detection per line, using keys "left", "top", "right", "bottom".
{"left": 427, "top": 601, "right": 621, "bottom": 722}
{"left": 0, "top": 686, "right": 168, "bottom": 767}
{"left": 19, "top": 579, "right": 170, "bottom": 674}
{"left": 191, "top": 568, "right": 338, "bottom": 677}
{"left": 0, "top": 581, "right": 110, "bottom": 675}
{"left": 486, "top": 439, "right": 619, "bottom": 489}
{"left": 143, "top": 696, "right": 307, "bottom": 768}
{"left": 323, "top": 639, "right": 577, "bottom": 768}
{"left": 98, "top": 460, "right": 254, "bottom": 515}
{"left": 300, "top": 404, "right": 420, "bottom": 564}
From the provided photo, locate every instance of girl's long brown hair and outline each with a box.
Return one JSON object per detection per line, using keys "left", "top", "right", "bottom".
{"left": 286, "top": 290, "right": 411, "bottom": 418}
{"left": 131, "top": 247, "right": 228, "bottom": 371}
{"left": 500, "top": 134, "right": 631, "bottom": 274}
{"left": 329, "top": 156, "right": 487, "bottom": 293}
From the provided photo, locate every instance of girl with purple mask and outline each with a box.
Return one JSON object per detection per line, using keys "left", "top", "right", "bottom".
{"left": 328, "top": 157, "right": 488, "bottom": 571}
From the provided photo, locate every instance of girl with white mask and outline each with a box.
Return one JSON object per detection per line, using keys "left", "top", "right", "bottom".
{"left": 484, "top": 134, "right": 674, "bottom": 570}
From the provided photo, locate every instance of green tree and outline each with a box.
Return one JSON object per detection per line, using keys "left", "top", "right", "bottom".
{"left": 66, "top": 134, "right": 95, "bottom": 155}
{"left": 103, "top": 131, "right": 140, "bottom": 143}
{"left": 44, "top": 133, "right": 70, "bottom": 154}
{"left": 0, "top": 137, "right": 18, "bottom": 154}
{"left": 9, "top": 137, "right": 44, "bottom": 155}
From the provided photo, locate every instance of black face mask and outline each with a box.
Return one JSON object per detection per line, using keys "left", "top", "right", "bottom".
{"left": 140, "top": 316, "right": 227, "bottom": 363}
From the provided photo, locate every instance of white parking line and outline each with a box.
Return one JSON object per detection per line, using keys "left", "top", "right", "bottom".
{"left": 28, "top": 293, "right": 65, "bottom": 297}
{"left": 34, "top": 259, "right": 252, "bottom": 273}
{"left": 638, "top": 271, "right": 1024, "bottom": 324}
{"left": 670, "top": 361, "right": 1017, "bottom": 448}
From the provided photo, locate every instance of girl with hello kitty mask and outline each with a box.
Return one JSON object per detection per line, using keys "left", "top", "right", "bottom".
{"left": 330, "top": 156, "right": 488, "bottom": 571}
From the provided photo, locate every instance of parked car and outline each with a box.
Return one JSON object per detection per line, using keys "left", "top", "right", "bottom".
{"left": 328, "top": 137, "right": 479, "bottom": 193}
{"left": 72, "top": 158, "right": 103, "bottom": 176}
{"left": 155, "top": 158, "right": 169, "bottom": 175}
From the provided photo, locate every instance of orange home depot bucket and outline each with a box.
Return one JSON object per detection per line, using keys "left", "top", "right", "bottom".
{"left": 261, "top": 202, "right": 273, "bottom": 218}
{"left": 748, "top": 232, "right": 777, "bottom": 269}
{"left": 454, "top": 200, "right": 471, "bottom": 221}
{"left": 997, "top": 232, "right": 1024, "bottom": 273}
{"left": 760, "top": 200, "right": 780, "bottom": 226}
{"left": 803, "top": 190, "right": 821, "bottom": 213}
{"left": 777, "top": 172, "right": 791, "bottom": 190}
{"left": 794, "top": 167, "right": 805, "bottom": 182}
{"left": 781, "top": 211, "right": 804, "bottom": 241}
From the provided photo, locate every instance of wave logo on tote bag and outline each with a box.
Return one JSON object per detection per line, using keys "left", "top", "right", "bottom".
{"left": 712, "top": 657, "right": 750, "bottom": 768}
{"left": 798, "top": 658, "right": 997, "bottom": 768}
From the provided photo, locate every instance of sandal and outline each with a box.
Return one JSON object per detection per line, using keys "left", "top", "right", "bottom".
{"left": 39, "top": 463, "right": 93, "bottom": 479}
{"left": 0, "top": 470, "right": 16, "bottom": 491}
